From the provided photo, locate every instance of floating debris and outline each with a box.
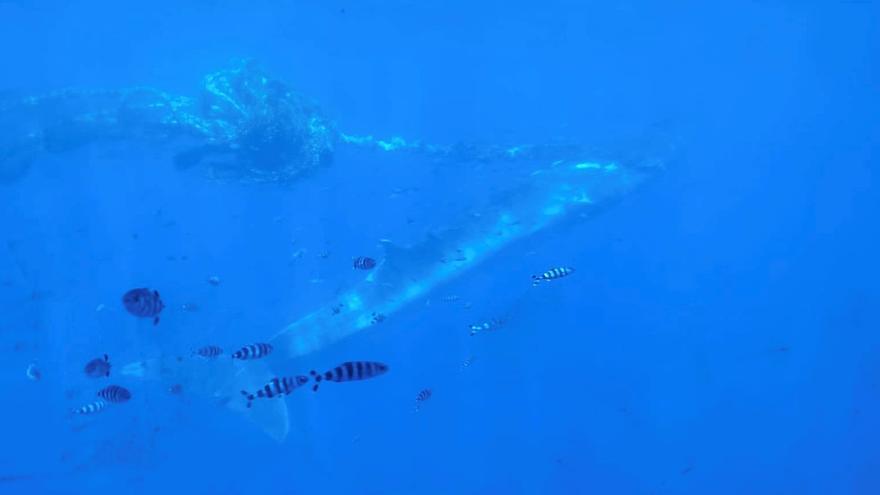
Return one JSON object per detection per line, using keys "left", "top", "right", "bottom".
{"left": 122, "top": 288, "right": 165, "bottom": 325}
{"left": 25, "top": 363, "right": 41, "bottom": 381}
{"left": 459, "top": 356, "right": 476, "bottom": 371}
{"left": 469, "top": 317, "right": 505, "bottom": 336}
{"left": 95, "top": 303, "right": 105, "bottom": 312}
{"left": 310, "top": 361, "right": 389, "bottom": 391}
{"left": 353, "top": 256, "right": 377, "bottom": 270}
{"left": 207, "top": 276, "right": 221, "bottom": 286}
{"left": 531, "top": 266, "right": 575, "bottom": 286}
{"left": 83, "top": 354, "right": 111, "bottom": 378}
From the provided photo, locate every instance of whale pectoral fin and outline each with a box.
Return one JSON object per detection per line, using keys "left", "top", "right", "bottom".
{"left": 217, "top": 361, "right": 289, "bottom": 442}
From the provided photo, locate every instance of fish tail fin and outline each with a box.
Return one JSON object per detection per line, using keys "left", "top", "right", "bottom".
{"left": 240, "top": 390, "right": 253, "bottom": 408}
{"left": 309, "top": 370, "right": 321, "bottom": 391}
{"left": 531, "top": 275, "right": 541, "bottom": 286}
{"left": 153, "top": 316, "right": 160, "bottom": 325}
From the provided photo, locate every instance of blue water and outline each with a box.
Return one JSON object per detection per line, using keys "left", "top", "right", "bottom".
{"left": 1, "top": 1, "right": 878, "bottom": 493}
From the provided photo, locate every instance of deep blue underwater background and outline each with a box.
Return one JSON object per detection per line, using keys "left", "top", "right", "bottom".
{"left": 1, "top": 1, "right": 878, "bottom": 494}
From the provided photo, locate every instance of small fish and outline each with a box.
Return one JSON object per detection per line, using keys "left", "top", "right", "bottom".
{"left": 353, "top": 256, "right": 377, "bottom": 270}
{"left": 97, "top": 385, "right": 132, "bottom": 403}
{"left": 168, "top": 384, "right": 183, "bottom": 395}
{"left": 207, "top": 276, "right": 221, "bottom": 286}
{"left": 309, "top": 361, "right": 389, "bottom": 391}
{"left": 241, "top": 375, "right": 309, "bottom": 408}
{"left": 441, "top": 295, "right": 461, "bottom": 303}
{"left": 180, "top": 302, "right": 199, "bottom": 312}
{"left": 414, "top": 388, "right": 432, "bottom": 412}
{"left": 121, "top": 288, "right": 165, "bottom": 325}
{"left": 71, "top": 399, "right": 108, "bottom": 416}
{"left": 193, "top": 345, "right": 223, "bottom": 358}
{"left": 95, "top": 304, "right": 105, "bottom": 312}
{"left": 370, "top": 312, "right": 386, "bottom": 325}
{"left": 231, "top": 343, "right": 273, "bottom": 360}
{"left": 25, "top": 363, "right": 41, "bottom": 381}
{"left": 83, "top": 354, "right": 111, "bottom": 378}
{"left": 469, "top": 317, "right": 505, "bottom": 336}
{"left": 531, "top": 266, "right": 575, "bottom": 286}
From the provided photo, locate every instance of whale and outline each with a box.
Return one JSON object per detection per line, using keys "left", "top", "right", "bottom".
{"left": 120, "top": 135, "right": 675, "bottom": 441}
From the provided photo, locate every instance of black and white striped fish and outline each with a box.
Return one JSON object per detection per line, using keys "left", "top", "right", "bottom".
{"left": 97, "top": 385, "right": 132, "bottom": 403}
{"left": 122, "top": 288, "right": 165, "bottom": 325}
{"left": 353, "top": 256, "right": 377, "bottom": 270}
{"left": 231, "top": 343, "right": 273, "bottom": 360}
{"left": 241, "top": 376, "right": 309, "bottom": 408}
{"left": 531, "top": 266, "right": 575, "bottom": 286}
{"left": 414, "top": 388, "right": 432, "bottom": 412}
{"left": 193, "top": 345, "right": 223, "bottom": 358}
{"left": 309, "top": 361, "right": 389, "bottom": 391}
{"left": 71, "top": 399, "right": 107, "bottom": 416}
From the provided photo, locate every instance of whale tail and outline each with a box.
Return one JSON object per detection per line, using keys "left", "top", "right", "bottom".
{"left": 121, "top": 354, "right": 290, "bottom": 442}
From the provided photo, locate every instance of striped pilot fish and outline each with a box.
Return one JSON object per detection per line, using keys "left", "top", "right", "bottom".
{"left": 309, "top": 361, "right": 389, "bottom": 391}
{"left": 193, "top": 345, "right": 223, "bottom": 358}
{"left": 71, "top": 399, "right": 108, "bottom": 416}
{"left": 122, "top": 288, "right": 165, "bottom": 325}
{"left": 414, "top": 388, "right": 432, "bottom": 412}
{"left": 353, "top": 256, "right": 377, "bottom": 270}
{"left": 531, "top": 266, "right": 575, "bottom": 286}
{"left": 241, "top": 375, "right": 309, "bottom": 408}
{"left": 97, "top": 385, "right": 132, "bottom": 403}
{"left": 231, "top": 343, "right": 273, "bottom": 360}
